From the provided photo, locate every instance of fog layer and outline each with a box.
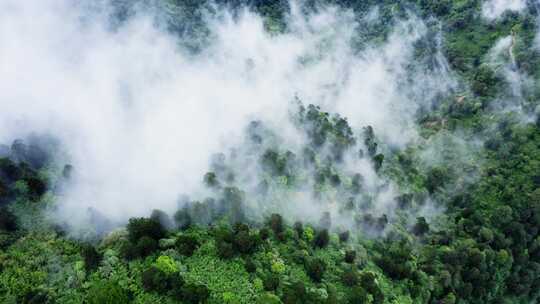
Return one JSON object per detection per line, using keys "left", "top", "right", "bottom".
{"left": 0, "top": 0, "right": 455, "bottom": 230}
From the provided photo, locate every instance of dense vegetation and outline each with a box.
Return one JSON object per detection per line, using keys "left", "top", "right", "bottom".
{"left": 2, "top": 0, "right": 540, "bottom": 303}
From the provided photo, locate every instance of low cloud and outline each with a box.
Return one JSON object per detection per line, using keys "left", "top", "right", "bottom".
{"left": 482, "top": 0, "right": 526, "bottom": 20}
{"left": 0, "top": 0, "right": 457, "bottom": 234}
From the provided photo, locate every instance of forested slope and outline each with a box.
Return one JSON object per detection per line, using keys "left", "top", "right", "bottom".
{"left": 1, "top": 0, "right": 540, "bottom": 303}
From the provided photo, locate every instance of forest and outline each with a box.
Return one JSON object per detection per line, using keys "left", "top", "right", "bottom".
{"left": 1, "top": 0, "right": 540, "bottom": 303}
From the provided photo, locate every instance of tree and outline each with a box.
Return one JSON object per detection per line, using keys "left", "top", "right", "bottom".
{"left": 81, "top": 243, "right": 102, "bottom": 272}
{"left": 222, "top": 187, "right": 246, "bottom": 225}
{"left": 142, "top": 266, "right": 171, "bottom": 293}
{"left": 24, "top": 177, "right": 46, "bottom": 200}
{"left": 126, "top": 217, "right": 166, "bottom": 243}
{"left": 282, "top": 281, "right": 307, "bottom": 304}
{"left": 257, "top": 293, "right": 282, "bottom": 304}
{"left": 319, "top": 212, "right": 331, "bottom": 230}
{"left": 347, "top": 286, "right": 369, "bottom": 304}
{"left": 135, "top": 236, "right": 159, "bottom": 257}
{"left": 363, "top": 126, "right": 377, "bottom": 156}
{"left": 174, "top": 207, "right": 192, "bottom": 230}
{"left": 245, "top": 258, "right": 257, "bottom": 273}
{"left": 87, "top": 281, "right": 130, "bottom": 304}
{"left": 203, "top": 172, "right": 219, "bottom": 188}
{"left": 234, "top": 230, "right": 258, "bottom": 254}
{"left": 293, "top": 221, "right": 304, "bottom": 238}
{"left": 373, "top": 154, "right": 384, "bottom": 172}
{"left": 471, "top": 66, "right": 499, "bottom": 97}
{"left": 342, "top": 268, "right": 359, "bottom": 286}
{"left": 259, "top": 227, "right": 270, "bottom": 240}
{"left": 0, "top": 207, "right": 17, "bottom": 231}
{"left": 176, "top": 234, "right": 200, "bottom": 256}
{"left": 425, "top": 167, "right": 447, "bottom": 194}
{"left": 217, "top": 240, "right": 235, "bottom": 259}
{"left": 339, "top": 231, "right": 350, "bottom": 243}
{"left": 262, "top": 272, "right": 280, "bottom": 291}
{"left": 359, "top": 271, "right": 384, "bottom": 304}
{"left": 314, "top": 229, "right": 329, "bottom": 248}
{"left": 21, "top": 289, "right": 49, "bottom": 304}
{"left": 412, "top": 217, "right": 429, "bottom": 236}
{"left": 345, "top": 250, "right": 356, "bottom": 264}
{"left": 269, "top": 213, "right": 284, "bottom": 236}
{"left": 305, "top": 258, "right": 326, "bottom": 283}
{"left": 150, "top": 209, "right": 173, "bottom": 230}
{"left": 179, "top": 282, "right": 210, "bottom": 304}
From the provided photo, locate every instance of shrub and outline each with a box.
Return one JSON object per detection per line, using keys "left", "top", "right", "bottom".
{"left": 87, "top": 281, "right": 130, "bottom": 304}
{"left": 176, "top": 234, "right": 200, "bottom": 257}
{"left": 305, "top": 258, "right": 326, "bottom": 283}
{"left": 314, "top": 229, "right": 329, "bottom": 248}
{"left": 126, "top": 217, "right": 166, "bottom": 243}
{"left": 81, "top": 243, "right": 102, "bottom": 272}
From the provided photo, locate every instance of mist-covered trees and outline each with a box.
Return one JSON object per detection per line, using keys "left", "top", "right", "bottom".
{"left": 0, "top": 207, "right": 17, "bottom": 232}
{"left": 2, "top": 0, "right": 540, "bottom": 303}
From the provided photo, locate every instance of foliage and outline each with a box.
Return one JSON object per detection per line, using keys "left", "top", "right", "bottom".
{"left": 176, "top": 234, "right": 201, "bottom": 257}
{"left": 87, "top": 280, "right": 130, "bottom": 304}
{"left": 305, "top": 257, "right": 326, "bottom": 283}
{"left": 126, "top": 217, "right": 166, "bottom": 243}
